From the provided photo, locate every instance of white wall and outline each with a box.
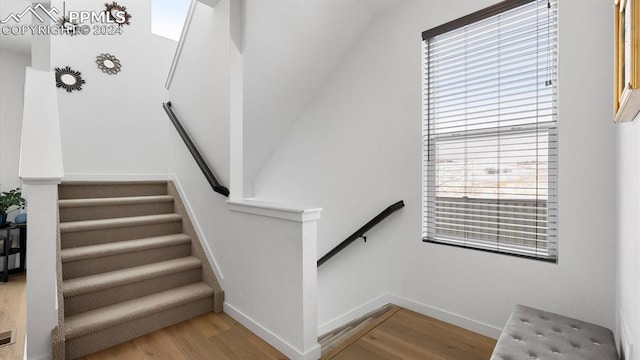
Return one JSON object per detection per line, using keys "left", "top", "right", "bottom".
{"left": 167, "top": 4, "right": 323, "bottom": 357}
{"left": 0, "top": 50, "right": 30, "bottom": 197}
{"left": 169, "top": 0, "right": 230, "bottom": 187}
{"left": 49, "top": 0, "right": 175, "bottom": 179}
{"left": 225, "top": 200, "right": 321, "bottom": 360}
{"left": 255, "top": 0, "right": 617, "bottom": 335}
{"left": 616, "top": 113, "right": 640, "bottom": 360}
{"left": 242, "top": 0, "right": 403, "bottom": 196}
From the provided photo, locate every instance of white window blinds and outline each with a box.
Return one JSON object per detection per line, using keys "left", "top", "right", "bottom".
{"left": 422, "top": 0, "right": 558, "bottom": 261}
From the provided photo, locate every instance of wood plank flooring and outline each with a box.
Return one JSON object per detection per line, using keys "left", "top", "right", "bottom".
{"left": 328, "top": 308, "right": 496, "bottom": 360}
{"left": 0, "top": 273, "right": 26, "bottom": 360}
{"left": 79, "top": 312, "right": 288, "bottom": 360}
{"left": 81, "top": 306, "right": 496, "bottom": 360}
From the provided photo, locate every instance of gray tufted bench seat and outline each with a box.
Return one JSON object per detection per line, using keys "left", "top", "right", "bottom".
{"left": 491, "top": 304, "right": 618, "bottom": 360}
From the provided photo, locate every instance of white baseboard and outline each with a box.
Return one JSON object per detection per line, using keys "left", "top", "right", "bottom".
{"left": 224, "top": 302, "right": 321, "bottom": 360}
{"left": 318, "top": 293, "right": 501, "bottom": 339}
{"left": 620, "top": 313, "right": 634, "bottom": 360}
{"left": 62, "top": 173, "right": 170, "bottom": 181}
{"left": 317, "top": 293, "right": 394, "bottom": 335}
{"left": 169, "top": 173, "right": 224, "bottom": 284}
{"left": 389, "top": 294, "right": 502, "bottom": 339}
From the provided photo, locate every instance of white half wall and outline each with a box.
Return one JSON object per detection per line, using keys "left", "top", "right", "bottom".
{"left": 20, "top": 66, "right": 64, "bottom": 360}
{"left": 49, "top": 0, "right": 175, "bottom": 178}
{"left": 616, "top": 114, "right": 640, "bottom": 360}
{"left": 255, "top": 0, "right": 617, "bottom": 335}
{"left": 0, "top": 50, "right": 30, "bottom": 198}
{"left": 225, "top": 200, "right": 321, "bottom": 360}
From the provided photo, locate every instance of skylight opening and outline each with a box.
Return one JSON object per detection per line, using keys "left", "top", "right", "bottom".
{"left": 152, "top": 0, "right": 190, "bottom": 41}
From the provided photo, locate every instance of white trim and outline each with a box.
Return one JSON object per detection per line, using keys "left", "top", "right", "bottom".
{"left": 318, "top": 293, "right": 394, "bottom": 335}
{"left": 227, "top": 199, "right": 322, "bottom": 222}
{"left": 224, "top": 302, "right": 322, "bottom": 360}
{"left": 21, "top": 178, "right": 61, "bottom": 185}
{"left": 619, "top": 312, "right": 634, "bottom": 360}
{"left": 388, "top": 294, "right": 502, "bottom": 339}
{"left": 169, "top": 173, "right": 225, "bottom": 284}
{"left": 317, "top": 293, "right": 501, "bottom": 340}
{"left": 165, "top": 0, "right": 198, "bottom": 90}
{"left": 62, "top": 173, "right": 170, "bottom": 182}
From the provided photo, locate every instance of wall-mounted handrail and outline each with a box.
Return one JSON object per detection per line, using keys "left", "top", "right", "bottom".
{"left": 163, "top": 102, "right": 230, "bottom": 197}
{"left": 317, "top": 200, "right": 405, "bottom": 267}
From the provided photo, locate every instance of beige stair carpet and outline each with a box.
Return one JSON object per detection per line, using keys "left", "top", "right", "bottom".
{"left": 54, "top": 181, "right": 224, "bottom": 360}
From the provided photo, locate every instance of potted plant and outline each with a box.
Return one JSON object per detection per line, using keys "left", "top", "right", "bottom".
{"left": 0, "top": 188, "right": 26, "bottom": 225}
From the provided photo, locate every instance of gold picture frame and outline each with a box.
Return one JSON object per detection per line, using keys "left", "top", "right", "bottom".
{"left": 615, "top": 0, "right": 640, "bottom": 122}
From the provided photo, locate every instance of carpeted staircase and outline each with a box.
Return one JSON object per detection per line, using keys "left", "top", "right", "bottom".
{"left": 56, "top": 181, "right": 223, "bottom": 359}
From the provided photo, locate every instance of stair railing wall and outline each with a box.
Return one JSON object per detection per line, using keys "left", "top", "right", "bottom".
{"left": 163, "top": 2, "right": 323, "bottom": 358}
{"left": 163, "top": 102, "right": 230, "bottom": 197}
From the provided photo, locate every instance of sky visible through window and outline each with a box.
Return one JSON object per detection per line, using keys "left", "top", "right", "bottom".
{"left": 428, "top": 4, "right": 556, "bottom": 202}
{"left": 152, "top": 0, "right": 190, "bottom": 41}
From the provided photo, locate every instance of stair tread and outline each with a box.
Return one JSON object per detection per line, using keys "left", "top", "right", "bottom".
{"left": 61, "top": 233, "right": 191, "bottom": 262}
{"left": 65, "top": 282, "right": 213, "bottom": 339}
{"left": 60, "top": 213, "right": 182, "bottom": 233}
{"left": 63, "top": 256, "right": 202, "bottom": 297}
{"left": 59, "top": 195, "right": 174, "bottom": 208}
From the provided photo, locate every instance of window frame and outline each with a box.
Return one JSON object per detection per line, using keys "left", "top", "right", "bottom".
{"left": 421, "top": 0, "right": 558, "bottom": 262}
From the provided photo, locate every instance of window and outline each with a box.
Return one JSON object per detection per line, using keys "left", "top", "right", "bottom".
{"left": 422, "top": 0, "right": 558, "bottom": 261}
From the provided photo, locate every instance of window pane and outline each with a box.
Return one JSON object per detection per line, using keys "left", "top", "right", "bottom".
{"left": 422, "top": 0, "right": 558, "bottom": 261}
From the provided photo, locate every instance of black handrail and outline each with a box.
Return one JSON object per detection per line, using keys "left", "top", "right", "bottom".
{"left": 317, "top": 200, "right": 405, "bottom": 267}
{"left": 163, "top": 102, "right": 230, "bottom": 197}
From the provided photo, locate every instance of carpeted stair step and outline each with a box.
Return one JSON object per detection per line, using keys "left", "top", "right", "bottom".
{"left": 64, "top": 282, "right": 214, "bottom": 359}
{"left": 59, "top": 195, "right": 175, "bottom": 222}
{"left": 60, "top": 214, "right": 183, "bottom": 248}
{"left": 59, "top": 181, "right": 168, "bottom": 200}
{"left": 61, "top": 234, "right": 192, "bottom": 280}
{"left": 63, "top": 257, "right": 202, "bottom": 316}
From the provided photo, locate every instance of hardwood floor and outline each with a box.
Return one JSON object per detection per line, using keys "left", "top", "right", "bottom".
{"left": 82, "top": 306, "right": 495, "bottom": 360}
{"left": 328, "top": 308, "right": 496, "bottom": 360}
{"left": 79, "top": 312, "right": 288, "bottom": 360}
{"left": 0, "top": 273, "right": 26, "bottom": 360}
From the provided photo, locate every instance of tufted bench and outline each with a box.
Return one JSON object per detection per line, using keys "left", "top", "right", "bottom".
{"left": 491, "top": 304, "right": 618, "bottom": 360}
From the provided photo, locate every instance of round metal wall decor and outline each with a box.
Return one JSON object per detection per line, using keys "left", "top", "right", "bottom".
{"left": 55, "top": 66, "right": 86, "bottom": 93}
{"left": 104, "top": 2, "right": 132, "bottom": 26}
{"left": 57, "top": 16, "right": 79, "bottom": 36}
{"left": 96, "top": 53, "right": 122, "bottom": 75}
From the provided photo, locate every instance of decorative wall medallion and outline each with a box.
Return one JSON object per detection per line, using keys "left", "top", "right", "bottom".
{"left": 57, "top": 16, "right": 79, "bottom": 35}
{"left": 104, "top": 2, "right": 132, "bottom": 26}
{"left": 96, "top": 53, "right": 122, "bottom": 75}
{"left": 55, "top": 66, "right": 86, "bottom": 92}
